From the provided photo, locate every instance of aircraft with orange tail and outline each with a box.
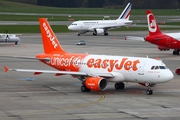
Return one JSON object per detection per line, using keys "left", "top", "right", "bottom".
{"left": 125, "top": 10, "right": 180, "bottom": 55}
{"left": 4, "top": 18, "right": 174, "bottom": 95}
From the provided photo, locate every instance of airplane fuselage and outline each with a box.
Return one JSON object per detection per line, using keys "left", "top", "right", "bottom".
{"left": 145, "top": 33, "right": 180, "bottom": 49}
{"left": 68, "top": 19, "right": 132, "bottom": 31}
{"left": 0, "top": 34, "right": 20, "bottom": 44}
{"left": 37, "top": 53, "right": 173, "bottom": 84}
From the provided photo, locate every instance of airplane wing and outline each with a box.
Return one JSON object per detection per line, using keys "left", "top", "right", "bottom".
{"left": 125, "top": 36, "right": 145, "bottom": 41}
{"left": 4, "top": 66, "right": 114, "bottom": 78}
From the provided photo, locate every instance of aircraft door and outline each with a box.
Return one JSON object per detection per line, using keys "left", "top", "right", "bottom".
{"left": 138, "top": 61, "right": 146, "bottom": 75}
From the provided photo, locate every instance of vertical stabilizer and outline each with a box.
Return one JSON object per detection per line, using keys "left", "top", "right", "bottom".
{"left": 118, "top": 3, "right": 132, "bottom": 20}
{"left": 146, "top": 10, "right": 163, "bottom": 36}
{"left": 39, "top": 18, "right": 66, "bottom": 54}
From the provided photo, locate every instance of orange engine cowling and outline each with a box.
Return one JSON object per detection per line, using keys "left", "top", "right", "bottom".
{"left": 85, "top": 77, "right": 107, "bottom": 91}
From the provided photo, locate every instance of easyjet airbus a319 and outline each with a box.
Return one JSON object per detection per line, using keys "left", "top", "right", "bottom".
{"left": 4, "top": 18, "right": 174, "bottom": 95}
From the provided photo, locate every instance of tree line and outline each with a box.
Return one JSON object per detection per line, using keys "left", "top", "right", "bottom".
{"left": 6, "top": 0, "right": 180, "bottom": 9}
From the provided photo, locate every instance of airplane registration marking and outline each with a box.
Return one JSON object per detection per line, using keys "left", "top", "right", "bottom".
{"left": 87, "top": 58, "right": 140, "bottom": 72}
{"left": 43, "top": 22, "right": 58, "bottom": 49}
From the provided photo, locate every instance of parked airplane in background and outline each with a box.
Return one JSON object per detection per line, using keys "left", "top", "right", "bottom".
{"left": 0, "top": 33, "right": 20, "bottom": 45}
{"left": 68, "top": 3, "right": 133, "bottom": 36}
{"left": 125, "top": 10, "right": 180, "bottom": 55}
{"left": 4, "top": 18, "right": 173, "bottom": 95}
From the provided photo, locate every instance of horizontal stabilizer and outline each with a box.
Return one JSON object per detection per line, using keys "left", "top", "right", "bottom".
{"left": 125, "top": 36, "right": 145, "bottom": 41}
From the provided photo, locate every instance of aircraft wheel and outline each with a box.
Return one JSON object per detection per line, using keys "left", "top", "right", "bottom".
{"left": 104, "top": 33, "right": 108, "bottom": 36}
{"left": 173, "top": 50, "right": 176, "bottom": 55}
{"left": 81, "top": 86, "right": 91, "bottom": 92}
{"left": 78, "top": 34, "right": 80, "bottom": 36}
{"left": 15, "top": 42, "right": 18, "bottom": 45}
{"left": 146, "top": 89, "right": 153, "bottom": 95}
{"left": 115, "top": 82, "right": 125, "bottom": 90}
{"left": 93, "top": 33, "right": 97, "bottom": 36}
{"left": 173, "top": 50, "right": 179, "bottom": 55}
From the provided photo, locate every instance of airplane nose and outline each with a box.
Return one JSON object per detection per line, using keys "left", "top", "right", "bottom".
{"left": 68, "top": 25, "right": 73, "bottom": 30}
{"left": 165, "top": 70, "right": 174, "bottom": 82}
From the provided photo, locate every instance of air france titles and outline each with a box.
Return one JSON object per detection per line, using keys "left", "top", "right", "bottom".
{"left": 43, "top": 22, "right": 58, "bottom": 49}
{"left": 87, "top": 58, "right": 140, "bottom": 72}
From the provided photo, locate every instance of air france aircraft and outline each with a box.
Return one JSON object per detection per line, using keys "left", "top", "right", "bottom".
{"left": 0, "top": 33, "right": 20, "bottom": 45}
{"left": 68, "top": 3, "right": 133, "bottom": 36}
{"left": 125, "top": 10, "right": 180, "bottom": 55}
{"left": 4, "top": 18, "right": 174, "bottom": 95}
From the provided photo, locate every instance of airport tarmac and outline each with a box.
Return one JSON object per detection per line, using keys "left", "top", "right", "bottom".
{"left": 0, "top": 31, "right": 180, "bottom": 120}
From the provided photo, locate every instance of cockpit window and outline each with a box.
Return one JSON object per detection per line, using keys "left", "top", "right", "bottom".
{"left": 71, "top": 23, "right": 77, "bottom": 25}
{"left": 151, "top": 66, "right": 167, "bottom": 70}
{"left": 155, "top": 66, "right": 159, "bottom": 69}
{"left": 151, "top": 66, "right": 155, "bottom": 70}
{"left": 159, "top": 66, "right": 167, "bottom": 69}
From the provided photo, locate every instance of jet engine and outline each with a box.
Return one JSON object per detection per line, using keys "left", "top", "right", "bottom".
{"left": 85, "top": 77, "right": 107, "bottom": 91}
{"left": 94, "top": 29, "right": 104, "bottom": 35}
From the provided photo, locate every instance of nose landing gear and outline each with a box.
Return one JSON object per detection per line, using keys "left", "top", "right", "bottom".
{"left": 146, "top": 83, "right": 153, "bottom": 95}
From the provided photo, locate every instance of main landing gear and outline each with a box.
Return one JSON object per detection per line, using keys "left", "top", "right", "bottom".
{"left": 81, "top": 81, "right": 91, "bottom": 92}
{"left": 114, "top": 82, "right": 125, "bottom": 90}
{"left": 104, "top": 32, "right": 108, "bottom": 36}
{"left": 173, "top": 49, "right": 179, "bottom": 55}
{"left": 146, "top": 83, "right": 153, "bottom": 95}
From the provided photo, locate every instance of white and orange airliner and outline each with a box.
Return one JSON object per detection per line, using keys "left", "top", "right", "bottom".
{"left": 4, "top": 18, "right": 174, "bottom": 95}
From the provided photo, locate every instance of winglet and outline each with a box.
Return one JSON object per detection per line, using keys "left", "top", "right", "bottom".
{"left": 4, "top": 66, "right": 9, "bottom": 73}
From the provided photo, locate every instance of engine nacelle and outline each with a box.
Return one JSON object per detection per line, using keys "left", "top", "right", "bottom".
{"left": 94, "top": 29, "right": 104, "bottom": 34}
{"left": 85, "top": 77, "right": 107, "bottom": 91}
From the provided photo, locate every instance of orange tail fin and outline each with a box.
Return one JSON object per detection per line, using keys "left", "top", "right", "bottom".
{"left": 146, "top": 10, "right": 163, "bottom": 36}
{"left": 39, "top": 18, "right": 66, "bottom": 54}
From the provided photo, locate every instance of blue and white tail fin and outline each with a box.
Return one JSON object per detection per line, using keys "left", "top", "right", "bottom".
{"left": 117, "top": 3, "right": 132, "bottom": 20}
